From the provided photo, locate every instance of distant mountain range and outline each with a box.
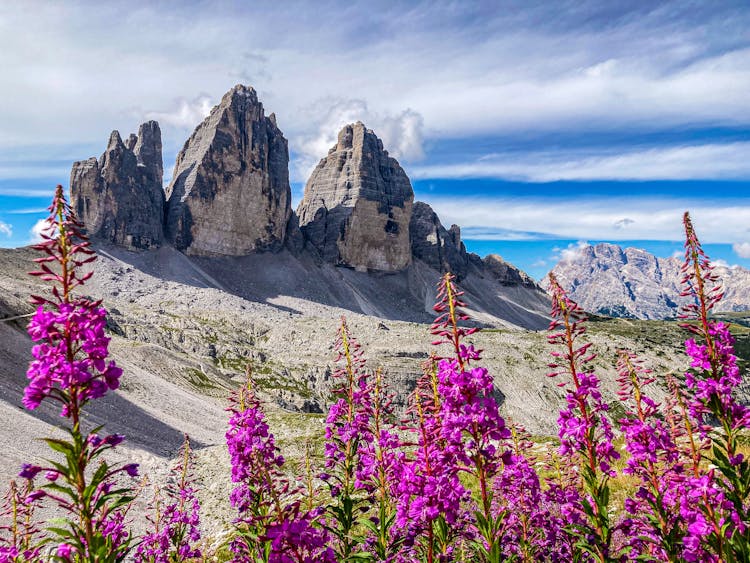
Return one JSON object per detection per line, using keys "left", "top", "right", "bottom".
{"left": 545, "top": 242, "right": 750, "bottom": 320}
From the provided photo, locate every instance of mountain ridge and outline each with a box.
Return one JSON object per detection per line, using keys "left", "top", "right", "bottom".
{"left": 545, "top": 242, "right": 750, "bottom": 319}
{"left": 68, "top": 83, "right": 549, "bottom": 331}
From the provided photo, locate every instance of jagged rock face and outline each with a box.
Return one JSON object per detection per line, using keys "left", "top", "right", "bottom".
{"left": 297, "top": 122, "right": 414, "bottom": 272}
{"left": 410, "top": 201, "right": 469, "bottom": 278}
{"left": 483, "top": 254, "right": 538, "bottom": 289}
{"left": 545, "top": 242, "right": 750, "bottom": 319}
{"left": 165, "top": 85, "right": 291, "bottom": 256}
{"left": 70, "top": 121, "right": 164, "bottom": 250}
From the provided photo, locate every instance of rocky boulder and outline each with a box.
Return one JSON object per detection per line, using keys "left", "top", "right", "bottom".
{"left": 409, "top": 201, "right": 469, "bottom": 278}
{"left": 296, "top": 122, "right": 414, "bottom": 272}
{"left": 70, "top": 121, "right": 164, "bottom": 250}
{"left": 165, "top": 84, "right": 291, "bottom": 256}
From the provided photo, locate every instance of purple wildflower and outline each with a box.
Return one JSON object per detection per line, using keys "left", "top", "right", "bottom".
{"left": 136, "top": 435, "right": 202, "bottom": 563}
{"left": 547, "top": 273, "right": 619, "bottom": 561}
{"left": 227, "top": 373, "right": 334, "bottom": 562}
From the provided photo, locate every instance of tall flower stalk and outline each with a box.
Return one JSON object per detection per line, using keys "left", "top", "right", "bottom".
{"left": 395, "top": 358, "right": 466, "bottom": 562}
{"left": 677, "top": 212, "right": 750, "bottom": 561}
{"left": 135, "top": 435, "right": 201, "bottom": 562}
{"left": 616, "top": 351, "right": 685, "bottom": 561}
{"left": 321, "top": 318, "right": 374, "bottom": 560}
{"left": 226, "top": 371, "right": 334, "bottom": 562}
{"left": 546, "top": 273, "right": 619, "bottom": 562}
{"left": 21, "top": 185, "right": 136, "bottom": 562}
{"left": 432, "top": 273, "right": 511, "bottom": 562}
{"left": 0, "top": 480, "right": 40, "bottom": 561}
{"left": 357, "top": 368, "right": 404, "bottom": 561}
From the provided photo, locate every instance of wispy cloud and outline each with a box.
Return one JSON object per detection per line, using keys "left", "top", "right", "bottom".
{"left": 733, "top": 242, "right": 750, "bottom": 259}
{"left": 0, "top": 220, "right": 12, "bottom": 237}
{"left": 0, "top": 164, "right": 72, "bottom": 181}
{"left": 28, "top": 218, "right": 52, "bottom": 244}
{"left": 409, "top": 142, "right": 750, "bottom": 182}
{"left": 0, "top": 2, "right": 747, "bottom": 159}
{"left": 425, "top": 196, "right": 750, "bottom": 244}
{"left": 292, "top": 99, "right": 424, "bottom": 181}
{"left": 554, "top": 241, "right": 591, "bottom": 263}
{"left": 6, "top": 207, "right": 47, "bottom": 215}
{"left": 143, "top": 95, "right": 214, "bottom": 129}
{"left": 460, "top": 226, "right": 558, "bottom": 241}
{"left": 0, "top": 186, "right": 58, "bottom": 197}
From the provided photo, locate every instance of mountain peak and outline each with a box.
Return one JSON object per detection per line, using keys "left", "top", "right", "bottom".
{"left": 164, "top": 84, "right": 291, "bottom": 256}
{"left": 546, "top": 242, "right": 750, "bottom": 319}
{"left": 296, "top": 122, "right": 413, "bottom": 272}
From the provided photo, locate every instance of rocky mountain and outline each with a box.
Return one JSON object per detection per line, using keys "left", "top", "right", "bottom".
{"left": 297, "top": 122, "right": 414, "bottom": 272}
{"left": 545, "top": 242, "right": 750, "bottom": 319}
{"left": 70, "top": 121, "right": 165, "bottom": 250}
{"left": 165, "top": 85, "right": 292, "bottom": 256}
{"left": 64, "top": 84, "right": 547, "bottom": 331}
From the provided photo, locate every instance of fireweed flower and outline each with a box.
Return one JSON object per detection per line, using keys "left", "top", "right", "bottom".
{"left": 18, "top": 186, "right": 136, "bottom": 561}
{"left": 0, "top": 480, "right": 41, "bottom": 562}
{"left": 675, "top": 212, "right": 750, "bottom": 560}
{"left": 616, "top": 351, "right": 688, "bottom": 561}
{"left": 319, "top": 318, "right": 379, "bottom": 559}
{"left": 397, "top": 274, "right": 514, "bottom": 562}
{"left": 136, "top": 435, "right": 202, "bottom": 563}
{"left": 490, "top": 427, "right": 569, "bottom": 562}
{"left": 355, "top": 368, "right": 407, "bottom": 561}
{"left": 547, "top": 273, "right": 619, "bottom": 563}
{"left": 226, "top": 373, "right": 335, "bottom": 563}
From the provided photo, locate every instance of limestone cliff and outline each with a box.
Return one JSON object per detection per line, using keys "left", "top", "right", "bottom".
{"left": 70, "top": 121, "right": 164, "bottom": 249}
{"left": 409, "top": 201, "right": 469, "bottom": 279}
{"left": 296, "top": 122, "right": 413, "bottom": 272}
{"left": 165, "top": 85, "right": 291, "bottom": 256}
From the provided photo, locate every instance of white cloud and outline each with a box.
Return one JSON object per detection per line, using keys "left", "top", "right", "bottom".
{"left": 0, "top": 2, "right": 747, "bottom": 172}
{"left": 143, "top": 95, "right": 214, "bottom": 129}
{"left": 614, "top": 217, "right": 635, "bottom": 229}
{"left": 555, "top": 241, "right": 591, "bottom": 263}
{"left": 409, "top": 142, "right": 750, "bottom": 182}
{"left": 6, "top": 207, "right": 47, "bottom": 214}
{"left": 425, "top": 196, "right": 750, "bottom": 244}
{"left": 0, "top": 164, "right": 72, "bottom": 182}
{"left": 712, "top": 258, "right": 740, "bottom": 270}
{"left": 29, "top": 218, "right": 53, "bottom": 243}
{"left": 733, "top": 242, "right": 750, "bottom": 259}
{"left": 0, "top": 220, "right": 12, "bottom": 237}
{"left": 293, "top": 99, "right": 424, "bottom": 182}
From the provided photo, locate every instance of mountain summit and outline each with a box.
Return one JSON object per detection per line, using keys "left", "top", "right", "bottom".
{"left": 165, "top": 84, "right": 292, "bottom": 256}
{"left": 70, "top": 121, "right": 165, "bottom": 250}
{"left": 64, "top": 84, "right": 549, "bottom": 330}
{"left": 297, "top": 121, "right": 414, "bottom": 272}
{"left": 545, "top": 242, "right": 750, "bottom": 319}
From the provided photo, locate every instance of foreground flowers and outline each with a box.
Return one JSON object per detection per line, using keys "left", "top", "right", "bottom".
{"left": 7, "top": 186, "right": 137, "bottom": 562}
{"left": 1, "top": 190, "right": 748, "bottom": 563}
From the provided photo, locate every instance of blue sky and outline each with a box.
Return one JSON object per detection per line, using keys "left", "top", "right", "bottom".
{"left": 1, "top": 1, "right": 749, "bottom": 279}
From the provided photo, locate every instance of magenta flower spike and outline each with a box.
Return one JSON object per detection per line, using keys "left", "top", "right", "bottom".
{"left": 18, "top": 185, "right": 137, "bottom": 561}
{"left": 226, "top": 371, "right": 335, "bottom": 562}
{"left": 674, "top": 212, "right": 750, "bottom": 560}
{"left": 546, "top": 273, "right": 619, "bottom": 562}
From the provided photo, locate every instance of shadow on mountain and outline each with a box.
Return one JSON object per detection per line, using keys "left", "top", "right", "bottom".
{"left": 90, "top": 244, "right": 551, "bottom": 331}
{"left": 0, "top": 320, "right": 206, "bottom": 458}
